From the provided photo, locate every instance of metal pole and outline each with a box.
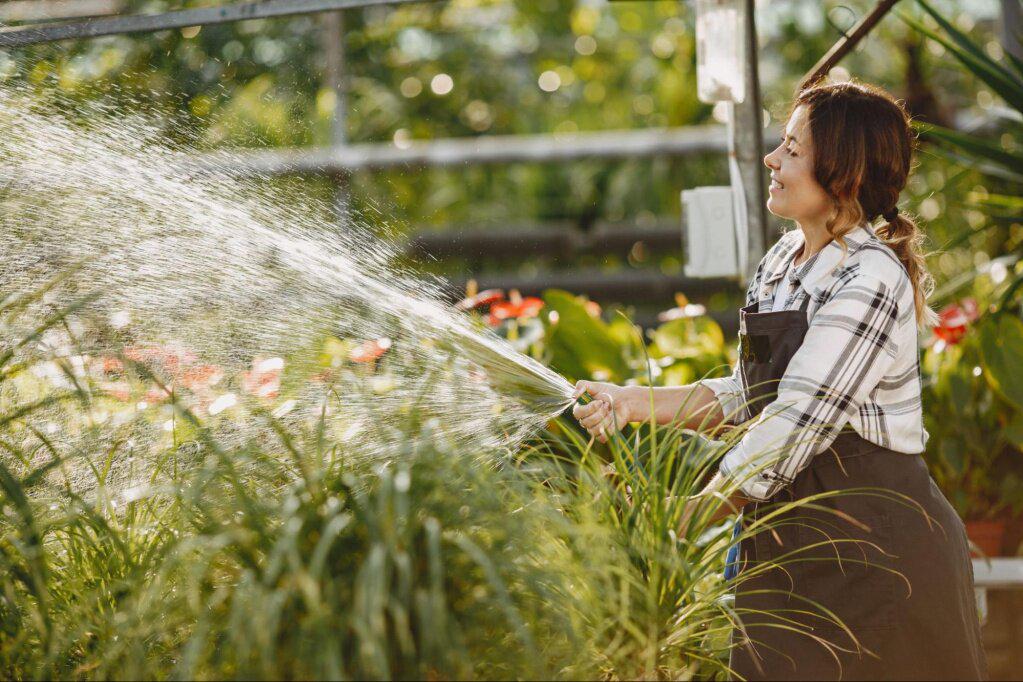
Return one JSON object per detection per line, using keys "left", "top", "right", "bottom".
{"left": 321, "top": 10, "right": 350, "bottom": 219}
{"left": 0, "top": 0, "right": 435, "bottom": 48}
{"left": 799, "top": 0, "right": 903, "bottom": 91}
{"left": 734, "top": 0, "right": 768, "bottom": 282}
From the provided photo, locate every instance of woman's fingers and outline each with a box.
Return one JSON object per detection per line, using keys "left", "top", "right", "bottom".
{"left": 571, "top": 385, "right": 624, "bottom": 442}
{"left": 578, "top": 402, "right": 609, "bottom": 429}
{"left": 572, "top": 399, "right": 603, "bottom": 420}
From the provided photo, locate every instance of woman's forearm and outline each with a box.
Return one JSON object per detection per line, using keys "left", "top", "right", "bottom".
{"left": 624, "top": 383, "right": 727, "bottom": 431}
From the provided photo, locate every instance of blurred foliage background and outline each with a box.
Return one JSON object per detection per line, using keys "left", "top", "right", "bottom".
{"left": 3, "top": 0, "right": 1012, "bottom": 261}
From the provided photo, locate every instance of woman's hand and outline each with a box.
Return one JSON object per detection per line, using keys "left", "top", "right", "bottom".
{"left": 571, "top": 380, "right": 639, "bottom": 443}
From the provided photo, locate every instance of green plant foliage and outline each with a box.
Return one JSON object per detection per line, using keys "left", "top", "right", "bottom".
{"left": 540, "top": 289, "right": 631, "bottom": 382}
{"left": 978, "top": 312, "right": 1023, "bottom": 412}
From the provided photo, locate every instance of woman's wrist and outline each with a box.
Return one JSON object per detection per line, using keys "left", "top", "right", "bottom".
{"left": 619, "top": 385, "right": 648, "bottom": 424}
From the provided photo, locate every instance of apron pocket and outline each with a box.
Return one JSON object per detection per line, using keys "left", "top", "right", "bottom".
{"left": 792, "top": 512, "right": 897, "bottom": 635}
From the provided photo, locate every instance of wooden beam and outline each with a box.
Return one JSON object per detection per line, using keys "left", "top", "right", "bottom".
{"left": 449, "top": 268, "right": 733, "bottom": 303}
{"left": 0, "top": 0, "right": 434, "bottom": 48}
{"left": 194, "top": 124, "right": 757, "bottom": 175}
{"left": 408, "top": 223, "right": 682, "bottom": 260}
{"left": 799, "top": 0, "right": 903, "bottom": 92}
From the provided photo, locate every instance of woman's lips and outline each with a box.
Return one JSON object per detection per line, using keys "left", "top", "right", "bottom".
{"left": 769, "top": 178, "right": 784, "bottom": 193}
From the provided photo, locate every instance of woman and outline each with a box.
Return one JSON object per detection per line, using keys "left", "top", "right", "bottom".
{"left": 572, "top": 80, "right": 988, "bottom": 680}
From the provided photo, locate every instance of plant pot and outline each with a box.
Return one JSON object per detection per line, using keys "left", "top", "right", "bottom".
{"left": 965, "top": 519, "right": 1007, "bottom": 558}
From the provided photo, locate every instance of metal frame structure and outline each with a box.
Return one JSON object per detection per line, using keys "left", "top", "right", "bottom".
{"left": 0, "top": 0, "right": 430, "bottom": 47}
{"left": 1, "top": 0, "right": 774, "bottom": 286}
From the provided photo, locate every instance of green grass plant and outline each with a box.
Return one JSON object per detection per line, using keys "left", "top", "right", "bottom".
{"left": 0, "top": 290, "right": 924, "bottom": 681}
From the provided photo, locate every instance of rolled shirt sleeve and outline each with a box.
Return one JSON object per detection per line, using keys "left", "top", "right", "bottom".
{"left": 699, "top": 371, "right": 747, "bottom": 425}
{"left": 719, "top": 273, "right": 902, "bottom": 501}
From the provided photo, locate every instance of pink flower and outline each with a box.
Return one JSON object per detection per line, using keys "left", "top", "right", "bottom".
{"left": 349, "top": 338, "right": 392, "bottom": 364}
{"left": 242, "top": 357, "right": 284, "bottom": 399}
{"left": 98, "top": 380, "right": 131, "bottom": 402}
{"left": 181, "top": 364, "right": 224, "bottom": 392}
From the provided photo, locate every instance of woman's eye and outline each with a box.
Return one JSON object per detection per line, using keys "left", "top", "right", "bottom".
{"left": 786, "top": 146, "right": 797, "bottom": 157}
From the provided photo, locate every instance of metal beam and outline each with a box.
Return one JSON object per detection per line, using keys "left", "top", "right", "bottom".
{"left": 0, "top": 0, "right": 433, "bottom": 48}
{"left": 0, "top": 0, "right": 122, "bottom": 23}
{"left": 734, "top": 0, "right": 769, "bottom": 283}
{"left": 973, "top": 558, "right": 1023, "bottom": 589}
{"left": 193, "top": 124, "right": 782, "bottom": 175}
{"left": 799, "top": 0, "right": 903, "bottom": 91}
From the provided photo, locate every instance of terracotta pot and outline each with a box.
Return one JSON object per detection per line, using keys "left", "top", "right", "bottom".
{"left": 965, "top": 519, "right": 1007, "bottom": 558}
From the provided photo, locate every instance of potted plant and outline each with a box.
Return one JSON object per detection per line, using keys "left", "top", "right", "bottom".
{"left": 921, "top": 297, "right": 1023, "bottom": 557}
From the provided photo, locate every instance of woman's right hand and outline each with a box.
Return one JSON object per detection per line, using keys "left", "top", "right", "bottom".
{"left": 571, "top": 380, "right": 638, "bottom": 443}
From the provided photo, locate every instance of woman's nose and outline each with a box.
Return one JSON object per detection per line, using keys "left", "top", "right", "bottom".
{"left": 764, "top": 152, "right": 779, "bottom": 170}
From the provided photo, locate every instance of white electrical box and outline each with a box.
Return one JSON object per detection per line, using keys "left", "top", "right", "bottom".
{"left": 681, "top": 186, "right": 740, "bottom": 278}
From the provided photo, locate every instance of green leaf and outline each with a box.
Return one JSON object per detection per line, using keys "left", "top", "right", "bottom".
{"left": 915, "top": 122, "right": 1023, "bottom": 177}
{"left": 1004, "top": 413, "right": 1023, "bottom": 450}
{"left": 979, "top": 313, "right": 1023, "bottom": 412}
{"left": 940, "top": 438, "right": 965, "bottom": 475}
{"left": 651, "top": 317, "right": 725, "bottom": 360}
{"left": 903, "top": 2, "right": 1023, "bottom": 113}
{"left": 541, "top": 289, "right": 630, "bottom": 382}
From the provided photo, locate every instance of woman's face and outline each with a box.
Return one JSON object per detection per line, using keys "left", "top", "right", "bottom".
{"left": 763, "top": 104, "right": 834, "bottom": 226}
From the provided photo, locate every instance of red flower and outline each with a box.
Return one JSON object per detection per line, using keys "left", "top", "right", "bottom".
{"left": 486, "top": 295, "right": 544, "bottom": 326}
{"left": 933, "top": 299, "right": 980, "bottom": 346}
{"left": 455, "top": 289, "right": 505, "bottom": 311}
{"left": 350, "top": 338, "right": 392, "bottom": 364}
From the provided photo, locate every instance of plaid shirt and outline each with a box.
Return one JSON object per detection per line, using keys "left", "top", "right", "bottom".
{"left": 699, "top": 222, "right": 929, "bottom": 501}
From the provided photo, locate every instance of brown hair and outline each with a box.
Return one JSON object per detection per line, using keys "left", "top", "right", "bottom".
{"left": 791, "top": 78, "right": 938, "bottom": 329}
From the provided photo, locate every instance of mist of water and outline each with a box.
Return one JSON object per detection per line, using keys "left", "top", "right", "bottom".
{"left": 0, "top": 84, "right": 575, "bottom": 495}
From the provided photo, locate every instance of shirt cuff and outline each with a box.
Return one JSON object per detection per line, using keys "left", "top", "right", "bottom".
{"left": 718, "top": 441, "right": 789, "bottom": 502}
{"left": 698, "top": 376, "right": 746, "bottom": 425}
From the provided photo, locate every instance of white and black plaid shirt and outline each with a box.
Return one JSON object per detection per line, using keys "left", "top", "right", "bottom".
{"left": 700, "top": 222, "right": 929, "bottom": 501}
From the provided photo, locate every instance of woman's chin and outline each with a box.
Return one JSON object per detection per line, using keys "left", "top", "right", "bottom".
{"left": 765, "top": 197, "right": 789, "bottom": 219}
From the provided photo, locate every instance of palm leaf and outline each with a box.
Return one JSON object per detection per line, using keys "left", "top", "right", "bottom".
{"left": 899, "top": 4, "right": 1023, "bottom": 113}
{"left": 914, "top": 121, "right": 1023, "bottom": 176}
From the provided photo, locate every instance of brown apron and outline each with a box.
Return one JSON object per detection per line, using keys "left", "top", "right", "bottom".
{"left": 727, "top": 296, "right": 988, "bottom": 681}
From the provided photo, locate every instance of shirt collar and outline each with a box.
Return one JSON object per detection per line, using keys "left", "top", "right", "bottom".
{"left": 761, "top": 222, "right": 876, "bottom": 299}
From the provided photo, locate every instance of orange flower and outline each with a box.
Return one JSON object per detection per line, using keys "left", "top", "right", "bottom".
{"left": 455, "top": 289, "right": 505, "bottom": 311}
{"left": 350, "top": 338, "right": 392, "bottom": 364}
{"left": 486, "top": 295, "right": 544, "bottom": 326}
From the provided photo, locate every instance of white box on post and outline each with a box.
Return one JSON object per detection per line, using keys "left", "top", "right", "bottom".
{"left": 681, "top": 186, "right": 739, "bottom": 278}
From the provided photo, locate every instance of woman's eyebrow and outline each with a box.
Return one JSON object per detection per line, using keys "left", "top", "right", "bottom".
{"left": 785, "top": 133, "right": 800, "bottom": 146}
